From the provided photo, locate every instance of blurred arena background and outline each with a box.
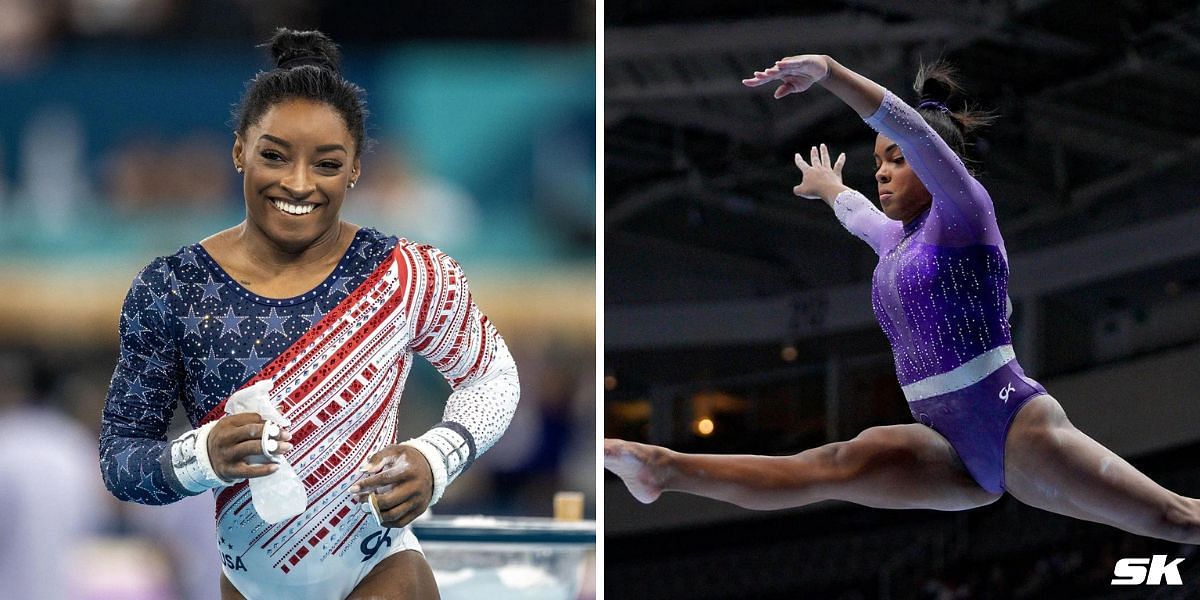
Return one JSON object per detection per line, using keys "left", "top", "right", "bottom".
{"left": 0, "top": 1, "right": 595, "bottom": 598}
{"left": 604, "top": 1, "right": 1200, "bottom": 598}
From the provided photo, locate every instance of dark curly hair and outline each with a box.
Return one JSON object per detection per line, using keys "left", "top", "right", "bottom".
{"left": 233, "top": 28, "right": 369, "bottom": 157}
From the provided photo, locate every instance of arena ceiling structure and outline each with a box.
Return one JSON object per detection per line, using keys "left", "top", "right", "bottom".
{"left": 605, "top": 1, "right": 1200, "bottom": 412}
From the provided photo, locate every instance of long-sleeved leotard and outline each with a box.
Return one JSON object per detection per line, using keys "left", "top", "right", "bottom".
{"left": 100, "top": 228, "right": 519, "bottom": 598}
{"left": 833, "top": 90, "right": 1044, "bottom": 493}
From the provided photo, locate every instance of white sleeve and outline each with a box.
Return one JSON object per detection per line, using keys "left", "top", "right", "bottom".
{"left": 404, "top": 247, "right": 520, "bottom": 505}
{"left": 833, "top": 189, "right": 902, "bottom": 255}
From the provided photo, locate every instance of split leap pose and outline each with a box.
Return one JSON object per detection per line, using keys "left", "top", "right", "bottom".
{"left": 605, "top": 54, "right": 1200, "bottom": 544}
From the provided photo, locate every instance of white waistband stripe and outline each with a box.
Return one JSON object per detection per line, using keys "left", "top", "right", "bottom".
{"left": 901, "top": 345, "right": 1015, "bottom": 403}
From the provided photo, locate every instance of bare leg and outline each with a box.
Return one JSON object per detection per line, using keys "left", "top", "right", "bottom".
{"left": 1004, "top": 394, "right": 1200, "bottom": 544}
{"left": 605, "top": 424, "right": 1001, "bottom": 511}
{"left": 220, "top": 574, "right": 246, "bottom": 600}
{"left": 347, "top": 549, "right": 440, "bottom": 600}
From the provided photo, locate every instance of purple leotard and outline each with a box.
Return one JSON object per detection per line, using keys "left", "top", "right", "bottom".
{"left": 833, "top": 89, "right": 1045, "bottom": 493}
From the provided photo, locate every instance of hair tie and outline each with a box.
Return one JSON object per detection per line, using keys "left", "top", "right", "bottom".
{"left": 918, "top": 100, "right": 951, "bottom": 114}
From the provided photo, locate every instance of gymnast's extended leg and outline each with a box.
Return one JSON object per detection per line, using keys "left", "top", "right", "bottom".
{"left": 1004, "top": 395, "right": 1200, "bottom": 544}
{"left": 605, "top": 424, "right": 1000, "bottom": 512}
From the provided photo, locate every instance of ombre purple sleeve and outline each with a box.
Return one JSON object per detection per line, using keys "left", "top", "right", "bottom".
{"left": 864, "top": 90, "right": 1003, "bottom": 248}
{"left": 833, "top": 189, "right": 903, "bottom": 255}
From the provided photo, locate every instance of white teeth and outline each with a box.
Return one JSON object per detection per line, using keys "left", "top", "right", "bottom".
{"left": 271, "top": 199, "right": 316, "bottom": 215}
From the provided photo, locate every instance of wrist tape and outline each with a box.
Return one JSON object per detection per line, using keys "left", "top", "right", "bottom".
{"left": 169, "top": 421, "right": 239, "bottom": 493}
{"left": 399, "top": 426, "right": 472, "bottom": 506}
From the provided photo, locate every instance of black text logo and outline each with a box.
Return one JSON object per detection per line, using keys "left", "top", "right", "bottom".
{"left": 360, "top": 529, "right": 393, "bottom": 562}
{"left": 222, "top": 553, "right": 248, "bottom": 572}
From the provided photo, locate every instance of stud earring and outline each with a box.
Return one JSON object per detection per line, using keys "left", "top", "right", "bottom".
{"left": 348, "top": 181, "right": 356, "bottom": 189}
{"left": 236, "top": 166, "right": 244, "bottom": 174}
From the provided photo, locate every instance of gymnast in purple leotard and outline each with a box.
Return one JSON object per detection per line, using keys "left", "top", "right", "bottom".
{"left": 604, "top": 54, "right": 1200, "bottom": 544}
{"left": 833, "top": 85, "right": 1045, "bottom": 494}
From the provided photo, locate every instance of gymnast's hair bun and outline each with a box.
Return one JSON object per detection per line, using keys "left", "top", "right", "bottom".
{"left": 913, "top": 61, "right": 959, "bottom": 106}
{"left": 268, "top": 28, "right": 342, "bottom": 74}
{"left": 913, "top": 59, "right": 994, "bottom": 134}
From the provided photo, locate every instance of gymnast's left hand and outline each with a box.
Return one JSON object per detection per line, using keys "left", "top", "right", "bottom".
{"left": 742, "top": 54, "right": 830, "bottom": 98}
{"left": 794, "top": 143, "right": 848, "bottom": 203}
{"left": 348, "top": 445, "right": 433, "bottom": 528}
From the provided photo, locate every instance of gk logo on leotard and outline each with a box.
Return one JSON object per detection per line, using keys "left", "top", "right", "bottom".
{"left": 361, "top": 530, "right": 393, "bottom": 562}
{"left": 999, "top": 382, "right": 1016, "bottom": 403}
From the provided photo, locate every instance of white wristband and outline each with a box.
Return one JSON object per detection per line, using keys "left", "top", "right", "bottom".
{"left": 170, "top": 421, "right": 239, "bottom": 493}
{"left": 400, "top": 437, "right": 449, "bottom": 506}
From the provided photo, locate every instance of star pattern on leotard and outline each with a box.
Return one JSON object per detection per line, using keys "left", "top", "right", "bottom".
{"left": 178, "top": 306, "right": 205, "bottom": 338}
{"left": 238, "top": 346, "right": 270, "bottom": 376}
{"left": 330, "top": 276, "right": 354, "bottom": 296}
{"left": 125, "top": 376, "right": 150, "bottom": 400}
{"left": 125, "top": 313, "right": 148, "bottom": 338}
{"left": 112, "top": 446, "right": 136, "bottom": 478}
{"left": 261, "top": 307, "right": 289, "bottom": 338}
{"left": 188, "top": 378, "right": 207, "bottom": 406}
{"left": 147, "top": 290, "right": 170, "bottom": 316}
{"left": 198, "top": 279, "right": 224, "bottom": 302}
{"left": 217, "top": 306, "right": 248, "bottom": 337}
{"left": 302, "top": 304, "right": 325, "bottom": 328}
{"left": 144, "top": 353, "right": 173, "bottom": 377}
{"left": 199, "top": 347, "right": 227, "bottom": 379}
{"left": 177, "top": 246, "right": 203, "bottom": 270}
{"left": 100, "top": 230, "right": 396, "bottom": 505}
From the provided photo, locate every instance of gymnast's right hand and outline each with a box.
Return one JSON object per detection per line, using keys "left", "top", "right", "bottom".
{"left": 207, "top": 413, "right": 294, "bottom": 480}
{"left": 742, "top": 54, "right": 830, "bottom": 98}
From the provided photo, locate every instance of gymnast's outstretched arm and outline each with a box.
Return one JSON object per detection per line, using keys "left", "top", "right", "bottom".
{"left": 745, "top": 57, "right": 904, "bottom": 253}
{"left": 741, "top": 54, "right": 882, "bottom": 116}
{"left": 745, "top": 55, "right": 997, "bottom": 244}
{"left": 792, "top": 142, "right": 901, "bottom": 255}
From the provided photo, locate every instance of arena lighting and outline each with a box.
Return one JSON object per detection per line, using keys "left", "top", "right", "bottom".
{"left": 604, "top": 374, "right": 618, "bottom": 391}
{"left": 697, "top": 418, "right": 715, "bottom": 436}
